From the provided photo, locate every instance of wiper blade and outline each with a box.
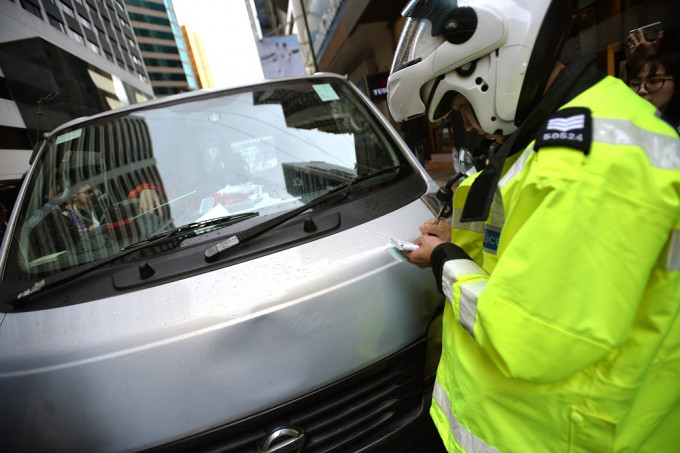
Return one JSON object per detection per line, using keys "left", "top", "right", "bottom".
{"left": 121, "top": 212, "right": 258, "bottom": 250}
{"left": 204, "top": 165, "right": 403, "bottom": 262}
{"left": 12, "top": 212, "right": 259, "bottom": 304}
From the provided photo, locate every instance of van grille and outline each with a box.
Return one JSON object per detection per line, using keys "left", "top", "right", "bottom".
{"left": 152, "top": 339, "right": 428, "bottom": 453}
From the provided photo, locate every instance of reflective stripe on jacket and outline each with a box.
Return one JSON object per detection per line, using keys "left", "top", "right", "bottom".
{"left": 431, "top": 74, "right": 680, "bottom": 452}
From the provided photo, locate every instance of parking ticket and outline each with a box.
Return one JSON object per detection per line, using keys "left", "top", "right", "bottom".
{"left": 390, "top": 238, "right": 419, "bottom": 251}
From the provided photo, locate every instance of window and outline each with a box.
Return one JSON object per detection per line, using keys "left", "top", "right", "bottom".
{"left": 58, "top": 0, "right": 74, "bottom": 18}
{"left": 20, "top": 0, "right": 42, "bottom": 18}
{"left": 88, "top": 40, "right": 100, "bottom": 54}
{"left": 134, "top": 28, "right": 174, "bottom": 40}
{"left": 171, "top": 22, "right": 182, "bottom": 38}
{"left": 154, "top": 86, "right": 177, "bottom": 95}
{"left": 78, "top": 15, "right": 92, "bottom": 29}
{"left": 47, "top": 14, "right": 65, "bottom": 32}
{"left": 145, "top": 58, "right": 182, "bottom": 68}
{"left": 127, "top": 12, "right": 170, "bottom": 27}
{"left": 139, "top": 43, "right": 181, "bottom": 54}
{"left": 149, "top": 72, "right": 188, "bottom": 82}
{"left": 186, "top": 74, "right": 198, "bottom": 89}
{"left": 68, "top": 28, "right": 84, "bottom": 44}
{"left": 87, "top": 4, "right": 98, "bottom": 20}
{"left": 125, "top": 0, "right": 166, "bottom": 13}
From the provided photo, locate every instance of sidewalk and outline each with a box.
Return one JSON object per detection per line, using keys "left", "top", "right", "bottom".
{"left": 424, "top": 152, "right": 455, "bottom": 187}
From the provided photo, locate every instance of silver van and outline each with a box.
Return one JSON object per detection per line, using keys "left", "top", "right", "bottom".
{"left": 0, "top": 74, "right": 445, "bottom": 452}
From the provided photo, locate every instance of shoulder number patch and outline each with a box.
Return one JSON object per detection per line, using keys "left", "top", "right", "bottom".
{"left": 534, "top": 107, "right": 592, "bottom": 154}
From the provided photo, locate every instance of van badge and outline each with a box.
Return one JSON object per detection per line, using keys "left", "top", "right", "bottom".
{"left": 260, "top": 426, "right": 306, "bottom": 453}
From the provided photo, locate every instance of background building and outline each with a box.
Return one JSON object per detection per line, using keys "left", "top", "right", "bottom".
{"left": 124, "top": 0, "right": 197, "bottom": 96}
{"left": 181, "top": 24, "right": 214, "bottom": 89}
{"left": 0, "top": 0, "right": 155, "bottom": 210}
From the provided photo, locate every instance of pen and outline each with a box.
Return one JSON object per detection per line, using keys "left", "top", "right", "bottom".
{"left": 434, "top": 203, "right": 447, "bottom": 225}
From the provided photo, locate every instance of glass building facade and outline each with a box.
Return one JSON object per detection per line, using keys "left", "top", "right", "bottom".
{"left": 124, "top": 0, "right": 197, "bottom": 96}
{"left": 0, "top": 0, "right": 154, "bottom": 210}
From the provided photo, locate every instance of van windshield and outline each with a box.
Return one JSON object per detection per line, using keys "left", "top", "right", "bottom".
{"left": 3, "top": 78, "right": 407, "bottom": 281}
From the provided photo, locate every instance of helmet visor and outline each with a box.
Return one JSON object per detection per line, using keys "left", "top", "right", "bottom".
{"left": 402, "top": 0, "right": 458, "bottom": 18}
{"left": 390, "top": 0, "right": 458, "bottom": 74}
{"left": 390, "top": 18, "right": 437, "bottom": 74}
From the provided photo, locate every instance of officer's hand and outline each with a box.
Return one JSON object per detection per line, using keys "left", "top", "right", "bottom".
{"left": 404, "top": 234, "right": 445, "bottom": 269}
{"left": 420, "top": 218, "right": 451, "bottom": 242}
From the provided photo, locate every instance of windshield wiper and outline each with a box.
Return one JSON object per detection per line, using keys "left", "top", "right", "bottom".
{"left": 121, "top": 212, "right": 258, "bottom": 250}
{"left": 204, "top": 165, "right": 403, "bottom": 262}
{"left": 11, "top": 212, "right": 258, "bottom": 304}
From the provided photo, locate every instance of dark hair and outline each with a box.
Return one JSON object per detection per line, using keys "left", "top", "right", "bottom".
{"left": 628, "top": 53, "right": 680, "bottom": 127}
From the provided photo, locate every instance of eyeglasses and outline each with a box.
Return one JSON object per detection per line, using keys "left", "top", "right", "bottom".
{"left": 629, "top": 77, "right": 673, "bottom": 93}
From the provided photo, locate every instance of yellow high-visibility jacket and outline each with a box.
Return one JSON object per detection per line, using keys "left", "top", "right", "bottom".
{"left": 430, "top": 61, "right": 680, "bottom": 452}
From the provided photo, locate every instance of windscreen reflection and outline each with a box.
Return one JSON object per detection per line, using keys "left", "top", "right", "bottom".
{"left": 5, "top": 80, "right": 403, "bottom": 280}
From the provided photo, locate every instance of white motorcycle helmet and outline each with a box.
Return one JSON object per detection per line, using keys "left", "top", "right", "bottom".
{"left": 387, "top": 0, "right": 572, "bottom": 136}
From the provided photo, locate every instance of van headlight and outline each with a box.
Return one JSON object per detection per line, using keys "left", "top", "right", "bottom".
{"left": 423, "top": 312, "right": 443, "bottom": 380}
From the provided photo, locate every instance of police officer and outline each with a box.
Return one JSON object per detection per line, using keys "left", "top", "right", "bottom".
{"left": 387, "top": 0, "right": 680, "bottom": 451}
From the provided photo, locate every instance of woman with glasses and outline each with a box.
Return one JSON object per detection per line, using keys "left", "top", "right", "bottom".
{"left": 628, "top": 52, "right": 680, "bottom": 132}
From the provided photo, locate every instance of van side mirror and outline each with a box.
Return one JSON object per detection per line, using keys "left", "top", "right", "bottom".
{"left": 457, "top": 147, "right": 485, "bottom": 175}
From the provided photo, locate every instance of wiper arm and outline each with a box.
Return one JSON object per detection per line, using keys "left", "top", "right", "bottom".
{"left": 12, "top": 212, "right": 258, "bottom": 304}
{"left": 204, "top": 165, "right": 403, "bottom": 262}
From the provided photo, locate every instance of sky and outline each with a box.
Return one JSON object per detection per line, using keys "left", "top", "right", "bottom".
{"left": 171, "top": 0, "right": 264, "bottom": 88}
